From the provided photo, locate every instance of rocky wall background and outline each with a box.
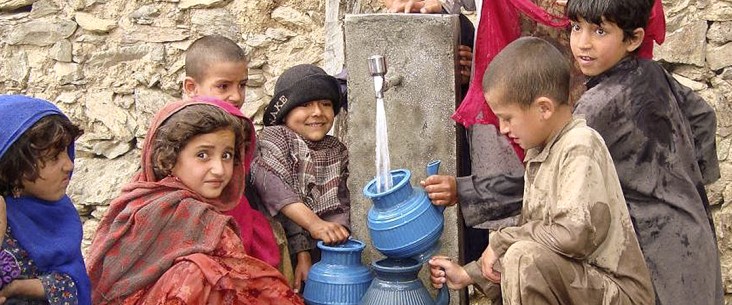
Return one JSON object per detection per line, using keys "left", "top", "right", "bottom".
{"left": 0, "top": 0, "right": 342, "bottom": 251}
{"left": 1, "top": 0, "right": 732, "bottom": 302}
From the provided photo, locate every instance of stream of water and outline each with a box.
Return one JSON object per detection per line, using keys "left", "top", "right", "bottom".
{"left": 375, "top": 96, "right": 393, "bottom": 193}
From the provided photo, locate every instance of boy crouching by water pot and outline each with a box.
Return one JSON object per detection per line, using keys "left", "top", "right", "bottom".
{"left": 429, "top": 37, "right": 655, "bottom": 305}
{"left": 252, "top": 64, "right": 351, "bottom": 294}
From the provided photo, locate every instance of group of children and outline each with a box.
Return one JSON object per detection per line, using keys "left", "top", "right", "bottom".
{"left": 0, "top": 0, "right": 723, "bottom": 304}
{"left": 0, "top": 33, "right": 350, "bottom": 303}
{"left": 425, "top": 0, "right": 722, "bottom": 304}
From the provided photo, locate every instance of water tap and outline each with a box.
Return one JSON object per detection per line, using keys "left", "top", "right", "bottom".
{"left": 368, "top": 55, "right": 387, "bottom": 99}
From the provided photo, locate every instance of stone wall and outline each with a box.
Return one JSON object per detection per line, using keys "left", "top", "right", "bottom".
{"left": 1, "top": 0, "right": 732, "bottom": 302}
{"left": 0, "top": 0, "right": 335, "bottom": 251}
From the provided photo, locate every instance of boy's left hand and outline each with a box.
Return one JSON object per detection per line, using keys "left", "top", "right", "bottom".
{"left": 420, "top": 175, "right": 458, "bottom": 206}
{"left": 480, "top": 246, "right": 502, "bottom": 284}
{"left": 308, "top": 220, "right": 350, "bottom": 245}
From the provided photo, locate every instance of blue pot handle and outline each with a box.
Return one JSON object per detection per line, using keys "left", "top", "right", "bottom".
{"left": 435, "top": 284, "right": 450, "bottom": 305}
{"left": 426, "top": 160, "right": 446, "bottom": 213}
{"left": 426, "top": 160, "right": 441, "bottom": 176}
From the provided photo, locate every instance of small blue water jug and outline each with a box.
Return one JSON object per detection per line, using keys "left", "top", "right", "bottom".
{"left": 360, "top": 257, "right": 449, "bottom": 305}
{"left": 303, "top": 239, "right": 374, "bottom": 305}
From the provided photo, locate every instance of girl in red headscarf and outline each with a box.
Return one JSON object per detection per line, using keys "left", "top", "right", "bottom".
{"left": 86, "top": 98, "right": 303, "bottom": 305}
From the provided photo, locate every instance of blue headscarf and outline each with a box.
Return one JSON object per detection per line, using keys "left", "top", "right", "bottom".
{"left": 0, "top": 95, "right": 91, "bottom": 305}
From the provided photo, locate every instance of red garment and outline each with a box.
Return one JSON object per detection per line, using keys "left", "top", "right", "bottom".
{"left": 86, "top": 99, "right": 302, "bottom": 305}
{"left": 451, "top": 0, "right": 666, "bottom": 160}
{"left": 639, "top": 0, "right": 666, "bottom": 59}
{"left": 121, "top": 231, "right": 297, "bottom": 305}
{"left": 224, "top": 196, "right": 281, "bottom": 268}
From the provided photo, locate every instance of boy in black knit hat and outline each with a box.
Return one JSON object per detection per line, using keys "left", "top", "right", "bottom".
{"left": 251, "top": 64, "right": 350, "bottom": 294}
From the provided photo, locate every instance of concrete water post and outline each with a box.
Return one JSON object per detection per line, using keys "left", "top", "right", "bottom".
{"left": 344, "top": 13, "right": 463, "bottom": 305}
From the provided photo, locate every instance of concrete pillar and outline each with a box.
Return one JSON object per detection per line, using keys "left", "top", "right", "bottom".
{"left": 344, "top": 13, "right": 463, "bottom": 304}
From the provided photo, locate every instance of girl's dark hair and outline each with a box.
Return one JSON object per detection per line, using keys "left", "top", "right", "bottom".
{"left": 151, "top": 104, "right": 248, "bottom": 180}
{"left": 567, "top": 0, "right": 653, "bottom": 42}
{"left": 0, "top": 115, "right": 83, "bottom": 196}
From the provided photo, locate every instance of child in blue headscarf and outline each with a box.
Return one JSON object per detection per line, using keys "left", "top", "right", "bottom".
{"left": 0, "top": 95, "right": 91, "bottom": 305}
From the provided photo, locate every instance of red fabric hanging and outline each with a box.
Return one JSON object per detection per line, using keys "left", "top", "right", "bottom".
{"left": 639, "top": 0, "right": 666, "bottom": 59}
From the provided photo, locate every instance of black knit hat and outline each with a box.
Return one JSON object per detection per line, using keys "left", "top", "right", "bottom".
{"left": 264, "top": 64, "right": 342, "bottom": 126}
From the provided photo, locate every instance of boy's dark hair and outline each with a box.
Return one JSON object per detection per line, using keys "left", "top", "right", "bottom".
{"left": 566, "top": 0, "right": 653, "bottom": 42}
{"left": 0, "top": 115, "right": 83, "bottom": 196}
{"left": 185, "top": 35, "right": 247, "bottom": 81}
{"left": 482, "top": 37, "right": 570, "bottom": 108}
{"left": 152, "top": 104, "right": 248, "bottom": 180}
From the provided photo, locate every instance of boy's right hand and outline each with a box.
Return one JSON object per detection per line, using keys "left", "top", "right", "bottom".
{"left": 428, "top": 256, "right": 473, "bottom": 290}
{"left": 420, "top": 175, "right": 458, "bottom": 206}
{"left": 308, "top": 220, "right": 349, "bottom": 245}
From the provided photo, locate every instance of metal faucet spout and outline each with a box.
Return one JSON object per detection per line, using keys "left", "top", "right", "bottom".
{"left": 368, "top": 55, "right": 387, "bottom": 76}
{"left": 368, "top": 55, "right": 387, "bottom": 99}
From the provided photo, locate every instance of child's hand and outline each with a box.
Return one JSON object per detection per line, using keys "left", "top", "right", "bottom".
{"left": 0, "top": 278, "right": 44, "bottom": 302}
{"left": 458, "top": 45, "right": 473, "bottom": 85}
{"left": 279, "top": 203, "right": 349, "bottom": 244}
{"left": 0, "top": 279, "right": 12, "bottom": 304}
{"left": 384, "top": 0, "right": 419, "bottom": 13}
{"left": 293, "top": 251, "right": 312, "bottom": 294}
{"left": 420, "top": 175, "right": 458, "bottom": 206}
{"left": 0, "top": 197, "right": 6, "bottom": 242}
{"left": 480, "top": 246, "right": 502, "bottom": 284}
{"left": 308, "top": 220, "right": 349, "bottom": 245}
{"left": 429, "top": 256, "right": 473, "bottom": 290}
{"left": 384, "top": 0, "right": 441, "bottom": 13}
{"left": 418, "top": 0, "right": 442, "bottom": 13}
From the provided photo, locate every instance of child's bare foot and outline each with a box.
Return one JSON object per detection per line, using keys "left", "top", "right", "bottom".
{"left": 428, "top": 256, "right": 473, "bottom": 290}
